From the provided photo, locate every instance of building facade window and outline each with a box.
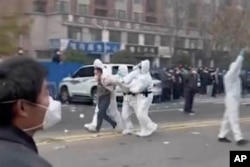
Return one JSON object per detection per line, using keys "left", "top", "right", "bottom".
{"left": 78, "top": 4, "right": 89, "bottom": 15}
{"left": 146, "top": 0, "right": 156, "bottom": 12}
{"left": 67, "top": 26, "right": 82, "bottom": 40}
{"left": 115, "top": 10, "right": 126, "bottom": 20}
{"left": 94, "top": 9, "right": 108, "bottom": 17}
{"left": 134, "top": 0, "right": 142, "bottom": 4}
{"left": 95, "top": 0, "right": 107, "bottom": 6}
{"left": 127, "top": 32, "right": 139, "bottom": 44}
{"left": 133, "top": 12, "right": 141, "bottom": 22}
{"left": 145, "top": 16, "right": 157, "bottom": 23}
{"left": 144, "top": 34, "right": 155, "bottom": 45}
{"left": 189, "top": 38, "right": 199, "bottom": 49}
{"left": 161, "top": 36, "right": 171, "bottom": 46}
{"left": 56, "top": 0, "right": 69, "bottom": 13}
{"left": 109, "top": 31, "right": 121, "bottom": 42}
{"left": 90, "top": 29, "right": 102, "bottom": 41}
{"left": 176, "top": 37, "right": 186, "bottom": 48}
{"left": 33, "top": 0, "right": 47, "bottom": 13}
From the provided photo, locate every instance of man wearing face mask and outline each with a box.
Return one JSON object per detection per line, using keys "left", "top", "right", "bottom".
{"left": 0, "top": 57, "right": 62, "bottom": 167}
{"left": 218, "top": 49, "right": 249, "bottom": 146}
{"left": 183, "top": 67, "right": 198, "bottom": 116}
{"left": 85, "top": 59, "right": 123, "bottom": 132}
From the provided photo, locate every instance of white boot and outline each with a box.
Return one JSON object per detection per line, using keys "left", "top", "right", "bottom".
{"left": 137, "top": 123, "right": 158, "bottom": 137}
{"left": 84, "top": 123, "right": 97, "bottom": 132}
{"left": 122, "top": 129, "right": 134, "bottom": 135}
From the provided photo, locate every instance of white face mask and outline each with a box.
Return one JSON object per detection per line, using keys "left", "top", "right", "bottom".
{"left": 23, "top": 97, "right": 62, "bottom": 131}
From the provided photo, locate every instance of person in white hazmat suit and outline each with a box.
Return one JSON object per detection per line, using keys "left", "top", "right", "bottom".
{"left": 84, "top": 59, "right": 123, "bottom": 132}
{"left": 218, "top": 49, "right": 249, "bottom": 146}
{"left": 117, "top": 65, "right": 138, "bottom": 135}
{"left": 119, "top": 60, "right": 157, "bottom": 137}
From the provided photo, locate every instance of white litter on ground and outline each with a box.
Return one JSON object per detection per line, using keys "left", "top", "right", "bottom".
{"left": 64, "top": 129, "right": 69, "bottom": 133}
{"left": 79, "top": 114, "right": 85, "bottom": 118}
{"left": 54, "top": 145, "right": 68, "bottom": 150}
{"left": 191, "top": 132, "right": 201, "bottom": 135}
{"left": 70, "top": 107, "right": 76, "bottom": 112}
{"left": 163, "top": 141, "right": 170, "bottom": 145}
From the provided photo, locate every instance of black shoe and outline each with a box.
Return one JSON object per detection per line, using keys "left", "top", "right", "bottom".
{"left": 237, "top": 139, "right": 249, "bottom": 146}
{"left": 218, "top": 137, "right": 231, "bottom": 143}
{"left": 112, "top": 122, "right": 117, "bottom": 129}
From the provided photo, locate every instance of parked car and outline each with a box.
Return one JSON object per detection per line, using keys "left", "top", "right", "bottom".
{"left": 59, "top": 64, "right": 162, "bottom": 104}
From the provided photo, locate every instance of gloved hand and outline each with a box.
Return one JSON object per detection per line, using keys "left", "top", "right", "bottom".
{"left": 133, "top": 63, "right": 141, "bottom": 70}
{"left": 240, "top": 49, "right": 245, "bottom": 57}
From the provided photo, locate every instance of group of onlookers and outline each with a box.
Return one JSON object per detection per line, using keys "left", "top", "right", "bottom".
{"left": 151, "top": 66, "right": 250, "bottom": 102}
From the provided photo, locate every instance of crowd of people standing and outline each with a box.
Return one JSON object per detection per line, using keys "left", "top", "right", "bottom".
{"left": 151, "top": 66, "right": 250, "bottom": 102}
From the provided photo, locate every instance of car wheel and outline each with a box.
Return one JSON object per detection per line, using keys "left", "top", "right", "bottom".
{"left": 91, "top": 87, "right": 97, "bottom": 105}
{"left": 60, "top": 87, "right": 70, "bottom": 104}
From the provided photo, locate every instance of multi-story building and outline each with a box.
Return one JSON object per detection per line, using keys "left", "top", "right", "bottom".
{"left": 2, "top": 0, "right": 230, "bottom": 66}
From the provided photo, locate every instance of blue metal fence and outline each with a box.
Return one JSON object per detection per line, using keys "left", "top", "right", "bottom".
{"left": 40, "top": 62, "right": 83, "bottom": 97}
{"left": 48, "top": 82, "right": 58, "bottom": 99}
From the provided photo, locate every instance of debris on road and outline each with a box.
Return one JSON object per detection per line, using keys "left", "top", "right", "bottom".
{"left": 79, "top": 114, "right": 85, "bottom": 118}
{"left": 64, "top": 129, "right": 69, "bottom": 133}
{"left": 191, "top": 132, "right": 201, "bottom": 135}
{"left": 70, "top": 106, "right": 76, "bottom": 112}
{"left": 54, "top": 145, "right": 68, "bottom": 150}
{"left": 163, "top": 141, "right": 170, "bottom": 145}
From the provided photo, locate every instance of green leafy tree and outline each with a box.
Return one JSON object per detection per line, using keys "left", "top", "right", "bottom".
{"left": 63, "top": 49, "right": 93, "bottom": 64}
{"left": 0, "top": 8, "right": 31, "bottom": 56}
{"left": 111, "top": 50, "right": 138, "bottom": 64}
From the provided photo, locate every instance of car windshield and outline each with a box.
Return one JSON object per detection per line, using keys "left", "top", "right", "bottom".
{"left": 112, "top": 65, "right": 133, "bottom": 75}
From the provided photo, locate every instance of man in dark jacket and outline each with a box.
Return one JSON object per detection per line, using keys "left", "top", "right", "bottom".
{"left": 0, "top": 57, "right": 60, "bottom": 167}
{"left": 183, "top": 67, "right": 198, "bottom": 116}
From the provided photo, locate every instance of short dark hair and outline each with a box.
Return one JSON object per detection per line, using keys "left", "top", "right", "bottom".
{"left": 95, "top": 67, "right": 103, "bottom": 74}
{"left": 0, "top": 57, "right": 47, "bottom": 126}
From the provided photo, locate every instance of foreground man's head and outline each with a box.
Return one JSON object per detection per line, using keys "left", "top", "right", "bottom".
{"left": 0, "top": 56, "right": 50, "bottom": 135}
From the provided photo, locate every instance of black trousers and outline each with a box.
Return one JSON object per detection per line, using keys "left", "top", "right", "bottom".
{"left": 201, "top": 84, "right": 207, "bottom": 94}
{"left": 211, "top": 83, "right": 217, "bottom": 97}
{"left": 173, "top": 85, "right": 180, "bottom": 100}
{"left": 161, "top": 88, "right": 171, "bottom": 102}
{"left": 184, "top": 89, "right": 196, "bottom": 113}
{"left": 96, "top": 93, "right": 116, "bottom": 131}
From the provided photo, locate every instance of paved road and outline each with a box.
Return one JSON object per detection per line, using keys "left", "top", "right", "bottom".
{"left": 36, "top": 96, "right": 250, "bottom": 139}
{"left": 36, "top": 96, "right": 250, "bottom": 167}
{"left": 39, "top": 121, "right": 250, "bottom": 167}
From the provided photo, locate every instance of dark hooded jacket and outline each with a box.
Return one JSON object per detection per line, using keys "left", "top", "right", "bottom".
{"left": 0, "top": 126, "right": 52, "bottom": 167}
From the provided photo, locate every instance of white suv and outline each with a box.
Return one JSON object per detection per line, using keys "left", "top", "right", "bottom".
{"left": 59, "top": 64, "right": 162, "bottom": 104}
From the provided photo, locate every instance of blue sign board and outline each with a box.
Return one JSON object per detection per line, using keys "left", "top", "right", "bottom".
{"left": 50, "top": 39, "right": 121, "bottom": 54}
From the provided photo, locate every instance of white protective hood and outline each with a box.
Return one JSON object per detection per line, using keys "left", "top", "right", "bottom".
{"left": 129, "top": 60, "right": 152, "bottom": 93}
{"left": 140, "top": 60, "right": 150, "bottom": 74}
{"left": 93, "top": 59, "right": 105, "bottom": 70}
